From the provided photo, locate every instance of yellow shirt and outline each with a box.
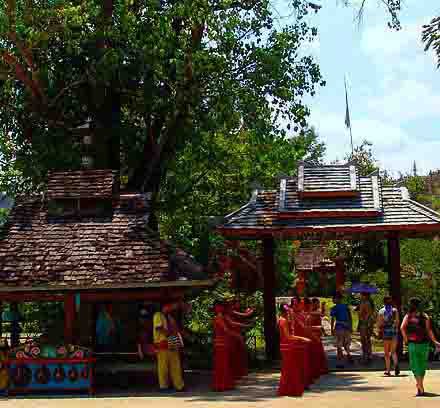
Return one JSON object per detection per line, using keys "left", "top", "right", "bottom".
{"left": 153, "top": 312, "right": 168, "bottom": 344}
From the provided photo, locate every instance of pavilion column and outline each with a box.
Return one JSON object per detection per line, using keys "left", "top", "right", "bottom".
{"left": 64, "top": 294, "right": 76, "bottom": 344}
{"left": 335, "top": 257, "right": 346, "bottom": 293}
{"left": 262, "top": 237, "right": 278, "bottom": 361}
{"left": 387, "top": 236, "right": 402, "bottom": 311}
{"left": 388, "top": 235, "right": 403, "bottom": 356}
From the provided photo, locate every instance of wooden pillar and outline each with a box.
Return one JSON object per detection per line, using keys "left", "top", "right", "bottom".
{"left": 387, "top": 236, "right": 402, "bottom": 311}
{"left": 0, "top": 302, "right": 2, "bottom": 339}
{"left": 262, "top": 237, "right": 278, "bottom": 361}
{"left": 388, "top": 235, "right": 403, "bottom": 356}
{"left": 335, "top": 257, "right": 346, "bottom": 293}
{"left": 64, "top": 294, "right": 76, "bottom": 344}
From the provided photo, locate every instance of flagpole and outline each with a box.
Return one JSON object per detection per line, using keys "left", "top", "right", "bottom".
{"left": 344, "top": 75, "right": 354, "bottom": 156}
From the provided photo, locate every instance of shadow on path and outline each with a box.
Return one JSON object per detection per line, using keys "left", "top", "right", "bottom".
{"left": 3, "top": 371, "right": 387, "bottom": 401}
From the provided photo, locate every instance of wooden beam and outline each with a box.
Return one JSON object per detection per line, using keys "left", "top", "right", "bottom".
{"left": 0, "top": 293, "right": 65, "bottom": 302}
{"left": 64, "top": 294, "right": 76, "bottom": 344}
{"left": 262, "top": 237, "right": 278, "bottom": 361}
{"left": 299, "top": 190, "right": 359, "bottom": 199}
{"left": 277, "top": 209, "right": 381, "bottom": 219}
{"left": 217, "top": 223, "right": 440, "bottom": 240}
{"left": 79, "top": 289, "right": 184, "bottom": 302}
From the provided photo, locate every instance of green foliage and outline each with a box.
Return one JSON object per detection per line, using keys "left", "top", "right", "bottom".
{"left": 344, "top": 140, "right": 378, "bottom": 177}
{"left": 0, "top": 208, "right": 9, "bottom": 225}
{"left": 423, "top": 16, "right": 440, "bottom": 69}
{"left": 404, "top": 175, "right": 426, "bottom": 200}
{"left": 0, "top": 0, "right": 325, "bottom": 198}
{"left": 160, "top": 126, "right": 324, "bottom": 258}
{"left": 276, "top": 240, "right": 296, "bottom": 295}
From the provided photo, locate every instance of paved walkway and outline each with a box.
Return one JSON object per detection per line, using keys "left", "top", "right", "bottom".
{"left": 4, "top": 370, "right": 440, "bottom": 408}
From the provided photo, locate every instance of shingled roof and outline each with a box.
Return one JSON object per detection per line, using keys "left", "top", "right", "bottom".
{"left": 218, "top": 163, "right": 440, "bottom": 239}
{"left": 47, "top": 170, "right": 117, "bottom": 200}
{"left": 0, "top": 171, "right": 210, "bottom": 291}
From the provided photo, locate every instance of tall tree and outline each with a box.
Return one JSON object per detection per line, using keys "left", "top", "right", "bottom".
{"left": 0, "top": 0, "right": 324, "bottom": 228}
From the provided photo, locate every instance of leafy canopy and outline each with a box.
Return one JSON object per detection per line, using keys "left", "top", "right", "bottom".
{"left": 0, "top": 0, "right": 324, "bottom": 198}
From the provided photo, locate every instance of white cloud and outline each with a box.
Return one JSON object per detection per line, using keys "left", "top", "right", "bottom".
{"left": 361, "top": 23, "right": 424, "bottom": 59}
{"left": 366, "top": 79, "right": 440, "bottom": 122}
{"left": 307, "top": 110, "right": 440, "bottom": 174}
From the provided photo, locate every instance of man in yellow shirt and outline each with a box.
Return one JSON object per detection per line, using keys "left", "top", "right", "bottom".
{"left": 153, "top": 303, "right": 184, "bottom": 391}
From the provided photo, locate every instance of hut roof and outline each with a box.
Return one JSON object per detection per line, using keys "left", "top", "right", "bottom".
{"left": 0, "top": 171, "right": 210, "bottom": 292}
{"left": 218, "top": 162, "right": 440, "bottom": 239}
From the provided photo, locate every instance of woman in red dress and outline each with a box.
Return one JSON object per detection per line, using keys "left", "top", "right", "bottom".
{"left": 225, "top": 301, "right": 254, "bottom": 379}
{"left": 212, "top": 303, "right": 242, "bottom": 391}
{"left": 278, "top": 304, "right": 311, "bottom": 396}
{"left": 290, "top": 297, "right": 313, "bottom": 387}
{"left": 309, "top": 298, "right": 329, "bottom": 376}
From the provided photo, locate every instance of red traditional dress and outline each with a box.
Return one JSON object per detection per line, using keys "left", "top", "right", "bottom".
{"left": 278, "top": 315, "right": 305, "bottom": 397}
{"left": 309, "top": 311, "right": 329, "bottom": 376}
{"left": 212, "top": 309, "right": 235, "bottom": 391}
{"left": 291, "top": 309, "right": 313, "bottom": 387}
{"left": 228, "top": 305, "right": 252, "bottom": 379}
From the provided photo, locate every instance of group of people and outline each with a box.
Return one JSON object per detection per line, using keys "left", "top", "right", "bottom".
{"left": 212, "top": 300, "right": 254, "bottom": 391}
{"left": 330, "top": 293, "right": 440, "bottom": 397}
{"left": 277, "top": 297, "right": 328, "bottom": 396}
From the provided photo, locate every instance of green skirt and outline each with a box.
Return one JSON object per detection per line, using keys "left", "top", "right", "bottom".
{"left": 408, "top": 342, "right": 430, "bottom": 377}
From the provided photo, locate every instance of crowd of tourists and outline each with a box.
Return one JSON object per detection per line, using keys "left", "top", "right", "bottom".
{"left": 209, "top": 293, "right": 440, "bottom": 397}
{"left": 328, "top": 293, "right": 440, "bottom": 397}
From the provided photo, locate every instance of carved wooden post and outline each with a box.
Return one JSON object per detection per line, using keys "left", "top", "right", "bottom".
{"left": 262, "top": 237, "right": 278, "bottom": 361}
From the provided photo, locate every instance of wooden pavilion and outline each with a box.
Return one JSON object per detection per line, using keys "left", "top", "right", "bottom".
{"left": 294, "top": 245, "right": 336, "bottom": 295}
{"left": 217, "top": 161, "right": 440, "bottom": 360}
{"left": 0, "top": 168, "right": 214, "bottom": 348}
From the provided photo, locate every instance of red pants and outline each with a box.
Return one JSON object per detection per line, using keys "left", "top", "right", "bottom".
{"left": 278, "top": 342, "right": 305, "bottom": 397}
{"left": 212, "top": 340, "right": 235, "bottom": 391}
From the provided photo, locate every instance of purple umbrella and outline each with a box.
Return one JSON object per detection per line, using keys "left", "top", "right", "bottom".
{"left": 346, "top": 283, "right": 378, "bottom": 294}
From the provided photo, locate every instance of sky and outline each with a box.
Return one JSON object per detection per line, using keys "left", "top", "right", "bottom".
{"left": 277, "top": 0, "right": 440, "bottom": 176}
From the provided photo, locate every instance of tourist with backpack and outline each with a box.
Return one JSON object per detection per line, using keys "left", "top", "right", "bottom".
{"left": 377, "top": 295, "right": 400, "bottom": 376}
{"left": 401, "top": 297, "right": 440, "bottom": 396}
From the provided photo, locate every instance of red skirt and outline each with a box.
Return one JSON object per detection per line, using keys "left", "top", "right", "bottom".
{"left": 278, "top": 342, "right": 305, "bottom": 397}
{"left": 212, "top": 339, "right": 235, "bottom": 391}
{"left": 230, "top": 336, "right": 247, "bottom": 380}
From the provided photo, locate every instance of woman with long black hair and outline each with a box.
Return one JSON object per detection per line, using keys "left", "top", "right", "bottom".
{"left": 401, "top": 297, "right": 440, "bottom": 396}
